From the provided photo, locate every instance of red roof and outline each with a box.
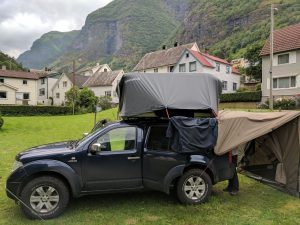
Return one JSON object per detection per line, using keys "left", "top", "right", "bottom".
{"left": 189, "top": 50, "right": 214, "bottom": 68}
{"left": 232, "top": 67, "right": 241, "bottom": 75}
{"left": 201, "top": 52, "right": 230, "bottom": 65}
{"left": 260, "top": 23, "right": 300, "bottom": 56}
{"left": 0, "top": 69, "right": 39, "bottom": 80}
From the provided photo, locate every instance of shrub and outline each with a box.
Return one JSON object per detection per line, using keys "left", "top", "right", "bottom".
{"left": 220, "top": 91, "right": 261, "bottom": 103}
{"left": 0, "top": 105, "right": 72, "bottom": 116}
{"left": 0, "top": 116, "right": 3, "bottom": 129}
{"left": 274, "top": 98, "right": 296, "bottom": 110}
{"left": 98, "top": 96, "right": 113, "bottom": 110}
{"left": 236, "top": 87, "right": 248, "bottom": 93}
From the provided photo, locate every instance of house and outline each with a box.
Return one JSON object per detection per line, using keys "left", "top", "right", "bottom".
{"left": 37, "top": 72, "right": 61, "bottom": 105}
{"left": 52, "top": 74, "right": 89, "bottom": 106}
{"left": 78, "top": 63, "right": 111, "bottom": 76}
{"left": 0, "top": 67, "right": 39, "bottom": 105}
{"left": 260, "top": 23, "right": 300, "bottom": 102}
{"left": 133, "top": 42, "right": 199, "bottom": 73}
{"left": 173, "top": 49, "right": 241, "bottom": 93}
{"left": 83, "top": 70, "right": 124, "bottom": 103}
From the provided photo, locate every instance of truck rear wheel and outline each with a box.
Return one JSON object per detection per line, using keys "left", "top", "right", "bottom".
{"left": 176, "top": 169, "right": 212, "bottom": 204}
{"left": 20, "top": 176, "right": 70, "bottom": 219}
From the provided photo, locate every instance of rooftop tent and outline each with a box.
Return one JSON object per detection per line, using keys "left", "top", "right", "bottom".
{"left": 215, "top": 111, "right": 300, "bottom": 197}
{"left": 117, "top": 73, "right": 222, "bottom": 118}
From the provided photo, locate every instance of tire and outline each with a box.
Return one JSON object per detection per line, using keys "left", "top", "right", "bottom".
{"left": 176, "top": 169, "right": 212, "bottom": 205}
{"left": 20, "top": 176, "right": 70, "bottom": 219}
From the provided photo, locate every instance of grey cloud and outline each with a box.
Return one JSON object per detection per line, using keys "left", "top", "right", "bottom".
{"left": 0, "top": 0, "right": 112, "bottom": 57}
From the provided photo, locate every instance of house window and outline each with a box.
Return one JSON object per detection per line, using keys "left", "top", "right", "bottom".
{"left": 226, "top": 65, "right": 230, "bottom": 74}
{"left": 23, "top": 93, "right": 30, "bottom": 100}
{"left": 105, "top": 91, "right": 111, "bottom": 97}
{"left": 216, "top": 63, "right": 220, "bottom": 72}
{"left": 23, "top": 80, "right": 27, "bottom": 85}
{"left": 179, "top": 64, "right": 186, "bottom": 72}
{"left": 39, "top": 88, "right": 45, "bottom": 96}
{"left": 278, "top": 54, "right": 289, "bottom": 65}
{"left": 189, "top": 61, "right": 197, "bottom": 72}
{"left": 154, "top": 68, "right": 158, "bottom": 73}
{"left": 56, "top": 93, "right": 60, "bottom": 98}
{"left": 0, "top": 78, "right": 4, "bottom": 83}
{"left": 41, "top": 78, "right": 45, "bottom": 84}
{"left": 63, "top": 81, "right": 67, "bottom": 87}
{"left": 104, "top": 68, "right": 108, "bottom": 72}
{"left": 273, "top": 76, "right": 296, "bottom": 89}
{"left": 169, "top": 66, "right": 174, "bottom": 72}
{"left": 222, "top": 81, "right": 228, "bottom": 90}
{"left": 233, "top": 83, "right": 237, "bottom": 91}
{"left": 186, "top": 53, "right": 189, "bottom": 58}
{"left": 0, "top": 91, "right": 7, "bottom": 99}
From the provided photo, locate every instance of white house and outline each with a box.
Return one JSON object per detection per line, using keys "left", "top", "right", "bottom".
{"left": 260, "top": 23, "right": 300, "bottom": 102}
{"left": 78, "top": 63, "right": 111, "bottom": 76}
{"left": 133, "top": 42, "right": 199, "bottom": 73}
{"left": 52, "top": 74, "right": 89, "bottom": 106}
{"left": 37, "top": 72, "right": 61, "bottom": 105}
{"left": 173, "top": 49, "right": 241, "bottom": 93}
{"left": 83, "top": 70, "right": 124, "bottom": 103}
{"left": 0, "top": 67, "right": 39, "bottom": 105}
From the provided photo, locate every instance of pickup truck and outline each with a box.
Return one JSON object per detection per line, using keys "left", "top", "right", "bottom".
{"left": 6, "top": 119, "right": 234, "bottom": 219}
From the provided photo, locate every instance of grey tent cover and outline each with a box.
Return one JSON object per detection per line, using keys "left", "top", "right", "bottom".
{"left": 117, "top": 73, "right": 222, "bottom": 117}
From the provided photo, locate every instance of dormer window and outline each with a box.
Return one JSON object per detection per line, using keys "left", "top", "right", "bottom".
{"left": 186, "top": 52, "right": 189, "bottom": 58}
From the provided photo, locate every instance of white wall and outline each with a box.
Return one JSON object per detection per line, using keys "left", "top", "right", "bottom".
{"left": 173, "top": 50, "right": 240, "bottom": 93}
{"left": 0, "top": 85, "right": 16, "bottom": 104}
{"left": 52, "top": 75, "right": 72, "bottom": 106}
{"left": 0, "top": 77, "right": 37, "bottom": 105}
{"left": 37, "top": 77, "right": 58, "bottom": 105}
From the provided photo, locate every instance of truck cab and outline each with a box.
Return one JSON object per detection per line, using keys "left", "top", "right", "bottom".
{"left": 6, "top": 118, "right": 234, "bottom": 219}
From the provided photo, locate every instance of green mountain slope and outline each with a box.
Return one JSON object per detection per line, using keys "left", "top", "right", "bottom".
{"left": 169, "top": 0, "right": 300, "bottom": 60}
{"left": 17, "top": 30, "right": 79, "bottom": 69}
{"left": 0, "top": 51, "right": 25, "bottom": 71}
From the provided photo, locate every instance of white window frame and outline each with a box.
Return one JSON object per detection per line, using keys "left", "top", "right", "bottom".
{"left": 105, "top": 91, "right": 111, "bottom": 97}
{"left": 278, "top": 53, "right": 290, "bottom": 65}
{"left": 189, "top": 61, "right": 197, "bottom": 72}
{"left": 222, "top": 81, "right": 228, "bottom": 90}
{"left": 226, "top": 65, "right": 230, "bottom": 74}
{"left": 0, "top": 91, "right": 7, "bottom": 99}
{"left": 233, "top": 82, "right": 237, "bottom": 91}
{"left": 39, "top": 88, "right": 45, "bottom": 96}
{"left": 41, "top": 78, "right": 45, "bottom": 85}
{"left": 23, "top": 80, "right": 28, "bottom": 85}
{"left": 273, "top": 76, "right": 297, "bottom": 89}
{"left": 56, "top": 93, "right": 60, "bottom": 99}
{"left": 179, "top": 63, "right": 186, "bottom": 72}
{"left": 216, "top": 63, "right": 220, "bottom": 72}
{"left": 154, "top": 68, "right": 158, "bottom": 73}
{"left": 63, "top": 81, "right": 67, "bottom": 87}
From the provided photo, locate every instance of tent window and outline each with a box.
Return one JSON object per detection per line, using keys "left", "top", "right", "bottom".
{"left": 146, "top": 126, "right": 170, "bottom": 151}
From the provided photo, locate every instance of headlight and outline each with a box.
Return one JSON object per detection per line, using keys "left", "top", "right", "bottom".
{"left": 11, "top": 161, "right": 23, "bottom": 172}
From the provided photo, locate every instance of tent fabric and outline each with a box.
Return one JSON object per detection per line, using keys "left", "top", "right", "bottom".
{"left": 117, "top": 73, "right": 222, "bottom": 117}
{"left": 166, "top": 116, "right": 218, "bottom": 153}
{"left": 214, "top": 110, "right": 300, "bottom": 155}
{"left": 215, "top": 110, "right": 300, "bottom": 196}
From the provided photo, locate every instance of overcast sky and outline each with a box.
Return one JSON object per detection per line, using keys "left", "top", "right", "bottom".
{"left": 0, "top": 0, "right": 113, "bottom": 58}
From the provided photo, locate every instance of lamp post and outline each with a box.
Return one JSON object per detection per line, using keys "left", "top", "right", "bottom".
{"left": 269, "top": 4, "right": 278, "bottom": 110}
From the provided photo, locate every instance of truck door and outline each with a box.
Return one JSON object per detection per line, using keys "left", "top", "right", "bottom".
{"left": 83, "top": 126, "right": 142, "bottom": 191}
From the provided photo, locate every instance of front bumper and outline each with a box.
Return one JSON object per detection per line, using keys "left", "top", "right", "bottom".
{"left": 6, "top": 167, "right": 27, "bottom": 200}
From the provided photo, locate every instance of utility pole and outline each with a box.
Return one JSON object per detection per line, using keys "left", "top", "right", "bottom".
{"left": 72, "top": 60, "right": 76, "bottom": 115}
{"left": 269, "top": 4, "right": 274, "bottom": 110}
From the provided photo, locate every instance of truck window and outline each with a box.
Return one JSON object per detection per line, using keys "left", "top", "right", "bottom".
{"left": 96, "top": 127, "right": 136, "bottom": 151}
{"left": 146, "top": 126, "right": 170, "bottom": 151}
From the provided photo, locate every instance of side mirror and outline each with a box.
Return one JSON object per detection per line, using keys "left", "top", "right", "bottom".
{"left": 90, "top": 143, "right": 102, "bottom": 155}
{"left": 83, "top": 132, "right": 89, "bottom": 138}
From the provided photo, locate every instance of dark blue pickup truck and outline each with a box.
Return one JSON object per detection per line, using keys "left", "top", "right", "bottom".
{"left": 6, "top": 119, "right": 234, "bottom": 219}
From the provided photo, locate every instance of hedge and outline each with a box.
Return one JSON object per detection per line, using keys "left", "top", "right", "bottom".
{"left": 220, "top": 91, "right": 262, "bottom": 103}
{"left": 0, "top": 105, "right": 72, "bottom": 116}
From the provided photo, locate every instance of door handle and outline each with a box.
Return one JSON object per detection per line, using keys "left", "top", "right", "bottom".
{"left": 127, "top": 156, "right": 140, "bottom": 160}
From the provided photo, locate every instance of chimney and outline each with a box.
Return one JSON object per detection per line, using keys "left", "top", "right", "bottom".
{"left": 1, "top": 65, "right": 6, "bottom": 70}
{"left": 162, "top": 45, "right": 166, "bottom": 50}
{"left": 174, "top": 42, "right": 178, "bottom": 47}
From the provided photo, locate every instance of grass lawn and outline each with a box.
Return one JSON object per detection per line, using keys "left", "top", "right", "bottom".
{"left": 1, "top": 108, "right": 300, "bottom": 225}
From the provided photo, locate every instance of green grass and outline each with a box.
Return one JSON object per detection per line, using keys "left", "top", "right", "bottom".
{"left": 1, "top": 108, "right": 300, "bottom": 225}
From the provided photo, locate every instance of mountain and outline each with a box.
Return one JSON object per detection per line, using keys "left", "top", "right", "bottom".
{"left": 168, "top": 0, "right": 300, "bottom": 60}
{"left": 17, "top": 30, "right": 79, "bottom": 69}
{"left": 17, "top": 0, "right": 300, "bottom": 72}
{"left": 0, "top": 51, "right": 25, "bottom": 71}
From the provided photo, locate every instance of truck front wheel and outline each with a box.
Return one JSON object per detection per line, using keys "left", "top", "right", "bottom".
{"left": 20, "top": 176, "right": 70, "bottom": 219}
{"left": 176, "top": 169, "right": 212, "bottom": 204}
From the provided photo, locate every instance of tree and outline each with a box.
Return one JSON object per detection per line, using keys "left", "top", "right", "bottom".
{"left": 244, "top": 43, "right": 263, "bottom": 81}
{"left": 98, "top": 96, "right": 113, "bottom": 110}
{"left": 65, "top": 86, "right": 80, "bottom": 109}
{"left": 78, "top": 87, "right": 98, "bottom": 111}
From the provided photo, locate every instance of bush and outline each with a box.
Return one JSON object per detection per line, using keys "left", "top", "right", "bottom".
{"left": 220, "top": 91, "right": 262, "bottom": 103}
{"left": 0, "top": 105, "right": 72, "bottom": 116}
{"left": 274, "top": 98, "right": 296, "bottom": 110}
{"left": 0, "top": 116, "right": 3, "bottom": 129}
{"left": 98, "top": 96, "right": 113, "bottom": 110}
